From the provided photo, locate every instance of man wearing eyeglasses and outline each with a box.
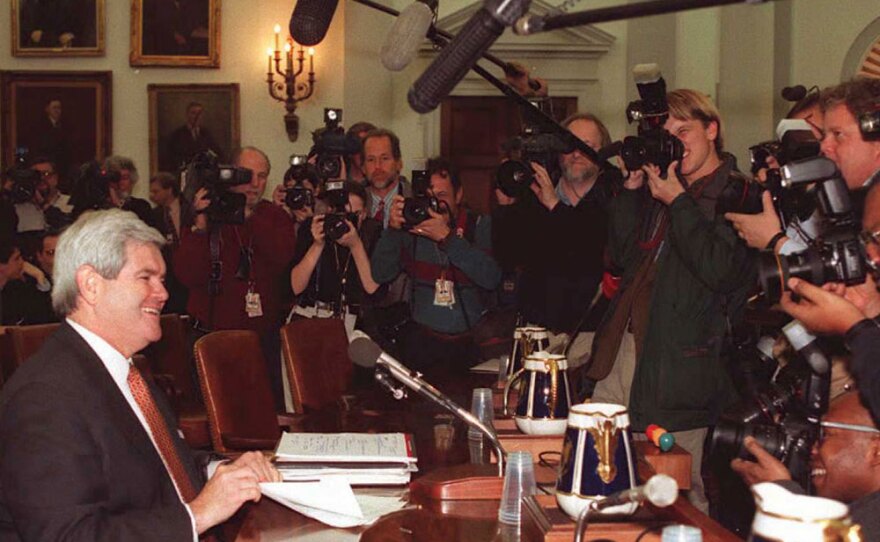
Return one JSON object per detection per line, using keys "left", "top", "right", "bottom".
{"left": 731, "top": 391, "right": 880, "bottom": 539}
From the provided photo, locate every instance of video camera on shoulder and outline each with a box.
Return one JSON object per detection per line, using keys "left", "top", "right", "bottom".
{"left": 495, "top": 98, "right": 573, "bottom": 199}
{"left": 283, "top": 154, "right": 317, "bottom": 211}
{"left": 757, "top": 156, "right": 868, "bottom": 301}
{"left": 320, "top": 179, "right": 358, "bottom": 241}
{"left": 402, "top": 169, "right": 441, "bottom": 229}
{"left": 311, "top": 108, "right": 360, "bottom": 180}
{"left": 616, "top": 64, "right": 684, "bottom": 173}
{"left": 181, "top": 150, "right": 252, "bottom": 225}
{"left": 5, "top": 147, "right": 41, "bottom": 205}
{"left": 68, "top": 161, "right": 120, "bottom": 217}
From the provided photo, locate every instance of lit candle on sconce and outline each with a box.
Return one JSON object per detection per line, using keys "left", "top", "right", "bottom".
{"left": 284, "top": 42, "right": 292, "bottom": 72}
{"left": 267, "top": 47, "right": 273, "bottom": 73}
{"left": 273, "top": 24, "right": 281, "bottom": 52}
{"left": 308, "top": 47, "right": 315, "bottom": 73}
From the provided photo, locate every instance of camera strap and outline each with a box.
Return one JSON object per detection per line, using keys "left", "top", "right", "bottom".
{"left": 207, "top": 226, "right": 222, "bottom": 329}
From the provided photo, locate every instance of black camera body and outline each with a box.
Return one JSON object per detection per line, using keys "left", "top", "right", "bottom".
{"left": 757, "top": 156, "right": 868, "bottom": 301}
{"left": 402, "top": 195, "right": 441, "bottom": 229}
{"left": 312, "top": 108, "right": 360, "bottom": 180}
{"left": 7, "top": 167, "right": 40, "bottom": 204}
{"left": 181, "top": 151, "right": 252, "bottom": 225}
{"left": 619, "top": 64, "right": 684, "bottom": 173}
{"left": 284, "top": 155, "right": 317, "bottom": 211}
{"left": 323, "top": 211, "right": 359, "bottom": 241}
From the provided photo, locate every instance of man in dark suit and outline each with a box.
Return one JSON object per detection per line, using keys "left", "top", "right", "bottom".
{"left": 0, "top": 208, "right": 279, "bottom": 540}
{"left": 150, "top": 171, "right": 190, "bottom": 314}
{"left": 163, "top": 102, "right": 223, "bottom": 173}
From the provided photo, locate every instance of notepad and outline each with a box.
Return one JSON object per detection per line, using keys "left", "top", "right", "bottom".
{"left": 274, "top": 432, "right": 418, "bottom": 486}
{"left": 275, "top": 432, "right": 417, "bottom": 464}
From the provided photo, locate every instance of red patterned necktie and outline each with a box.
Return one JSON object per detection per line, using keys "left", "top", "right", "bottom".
{"left": 373, "top": 199, "right": 385, "bottom": 223}
{"left": 127, "top": 365, "right": 198, "bottom": 502}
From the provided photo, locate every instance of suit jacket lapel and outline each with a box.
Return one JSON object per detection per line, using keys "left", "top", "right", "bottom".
{"left": 55, "top": 323, "right": 169, "bottom": 474}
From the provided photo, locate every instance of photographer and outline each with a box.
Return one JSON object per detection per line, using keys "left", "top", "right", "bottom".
{"left": 730, "top": 391, "right": 880, "bottom": 539}
{"left": 725, "top": 91, "right": 825, "bottom": 253}
{"left": 288, "top": 181, "right": 381, "bottom": 334}
{"left": 493, "top": 112, "right": 613, "bottom": 358}
{"left": 370, "top": 157, "right": 501, "bottom": 374}
{"left": 174, "top": 146, "right": 297, "bottom": 408}
{"left": 585, "top": 89, "right": 755, "bottom": 512}
{"left": 271, "top": 156, "right": 319, "bottom": 233}
{"left": 102, "top": 156, "right": 156, "bottom": 228}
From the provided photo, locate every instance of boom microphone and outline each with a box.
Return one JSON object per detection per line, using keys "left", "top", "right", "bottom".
{"left": 407, "top": 0, "right": 531, "bottom": 113}
{"left": 289, "top": 0, "right": 339, "bottom": 46}
{"left": 380, "top": 0, "right": 437, "bottom": 71}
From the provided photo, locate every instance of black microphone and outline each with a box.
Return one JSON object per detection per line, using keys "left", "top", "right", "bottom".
{"left": 574, "top": 474, "right": 678, "bottom": 542}
{"left": 380, "top": 0, "right": 437, "bottom": 71}
{"left": 407, "top": 0, "right": 531, "bottom": 113}
{"left": 348, "top": 331, "right": 507, "bottom": 474}
{"left": 289, "top": 0, "right": 339, "bottom": 46}
{"left": 781, "top": 85, "right": 807, "bottom": 102}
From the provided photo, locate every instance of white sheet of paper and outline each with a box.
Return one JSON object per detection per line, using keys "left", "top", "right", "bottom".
{"left": 260, "top": 480, "right": 409, "bottom": 529}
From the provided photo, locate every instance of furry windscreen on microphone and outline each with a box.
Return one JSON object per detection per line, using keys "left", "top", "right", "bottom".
{"left": 289, "top": 0, "right": 339, "bottom": 46}
{"left": 347, "top": 336, "right": 383, "bottom": 368}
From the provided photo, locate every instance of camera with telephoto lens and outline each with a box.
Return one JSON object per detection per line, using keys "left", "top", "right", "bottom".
{"left": 283, "top": 155, "right": 317, "bottom": 211}
{"left": 311, "top": 108, "right": 360, "bottom": 180}
{"left": 757, "top": 156, "right": 868, "bottom": 302}
{"left": 616, "top": 64, "right": 684, "bottom": 173}
{"left": 711, "top": 321, "right": 830, "bottom": 491}
{"left": 181, "top": 150, "right": 251, "bottom": 225}
{"left": 6, "top": 148, "right": 40, "bottom": 205}
{"left": 68, "top": 161, "right": 120, "bottom": 217}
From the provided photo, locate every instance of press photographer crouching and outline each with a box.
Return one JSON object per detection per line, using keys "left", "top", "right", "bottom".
{"left": 174, "top": 147, "right": 297, "bottom": 408}
{"left": 370, "top": 157, "right": 501, "bottom": 375}
{"left": 729, "top": 390, "right": 880, "bottom": 540}
{"left": 289, "top": 179, "right": 381, "bottom": 336}
{"left": 492, "top": 111, "right": 614, "bottom": 360}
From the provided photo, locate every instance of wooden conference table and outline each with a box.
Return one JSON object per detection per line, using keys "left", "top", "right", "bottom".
{"left": 230, "top": 371, "right": 741, "bottom": 542}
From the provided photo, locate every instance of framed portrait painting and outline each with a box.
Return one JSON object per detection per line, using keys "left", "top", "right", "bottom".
{"left": 148, "top": 83, "right": 240, "bottom": 177}
{"left": 0, "top": 70, "right": 112, "bottom": 186}
{"left": 130, "top": 0, "right": 221, "bottom": 68}
{"left": 10, "top": 0, "right": 105, "bottom": 56}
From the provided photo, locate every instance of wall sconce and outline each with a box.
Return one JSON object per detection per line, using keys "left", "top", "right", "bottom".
{"left": 266, "top": 24, "right": 315, "bottom": 142}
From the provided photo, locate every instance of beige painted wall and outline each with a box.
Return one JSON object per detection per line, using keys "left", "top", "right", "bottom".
{"left": 2, "top": 0, "right": 878, "bottom": 200}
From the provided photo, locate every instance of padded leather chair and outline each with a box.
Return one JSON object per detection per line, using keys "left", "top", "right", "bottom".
{"left": 6, "top": 323, "right": 60, "bottom": 374}
{"left": 194, "top": 330, "right": 297, "bottom": 453}
{"left": 280, "top": 318, "right": 352, "bottom": 413}
{"left": 141, "top": 314, "right": 211, "bottom": 449}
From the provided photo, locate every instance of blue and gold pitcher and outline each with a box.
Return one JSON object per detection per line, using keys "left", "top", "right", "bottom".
{"left": 503, "top": 352, "right": 571, "bottom": 435}
{"left": 556, "top": 402, "right": 637, "bottom": 519}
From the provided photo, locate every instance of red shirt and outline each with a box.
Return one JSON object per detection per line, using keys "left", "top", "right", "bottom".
{"left": 173, "top": 201, "right": 297, "bottom": 334}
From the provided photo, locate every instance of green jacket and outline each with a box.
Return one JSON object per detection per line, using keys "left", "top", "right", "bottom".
{"left": 593, "top": 157, "right": 755, "bottom": 431}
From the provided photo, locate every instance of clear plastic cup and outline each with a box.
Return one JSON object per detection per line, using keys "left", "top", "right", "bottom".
{"left": 661, "top": 524, "right": 703, "bottom": 542}
{"left": 498, "top": 451, "right": 536, "bottom": 525}
{"left": 468, "top": 387, "right": 495, "bottom": 440}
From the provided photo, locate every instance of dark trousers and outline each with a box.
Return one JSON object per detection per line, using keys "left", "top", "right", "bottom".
{"left": 397, "top": 323, "right": 480, "bottom": 380}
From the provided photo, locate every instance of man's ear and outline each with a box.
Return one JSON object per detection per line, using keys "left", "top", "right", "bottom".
{"left": 706, "top": 120, "right": 719, "bottom": 144}
{"left": 75, "top": 265, "right": 101, "bottom": 307}
{"left": 867, "top": 437, "right": 880, "bottom": 468}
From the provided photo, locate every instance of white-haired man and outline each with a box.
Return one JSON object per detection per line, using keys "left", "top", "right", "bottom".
{"left": 0, "top": 209, "right": 279, "bottom": 540}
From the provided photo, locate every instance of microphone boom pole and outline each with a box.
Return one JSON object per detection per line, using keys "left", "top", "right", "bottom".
{"left": 516, "top": 0, "right": 776, "bottom": 35}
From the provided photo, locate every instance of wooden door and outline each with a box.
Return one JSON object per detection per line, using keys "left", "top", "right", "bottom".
{"left": 440, "top": 96, "right": 577, "bottom": 214}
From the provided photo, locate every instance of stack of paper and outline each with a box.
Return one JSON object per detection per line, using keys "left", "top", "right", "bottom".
{"left": 260, "top": 479, "right": 409, "bottom": 528}
{"left": 275, "top": 432, "right": 418, "bottom": 486}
